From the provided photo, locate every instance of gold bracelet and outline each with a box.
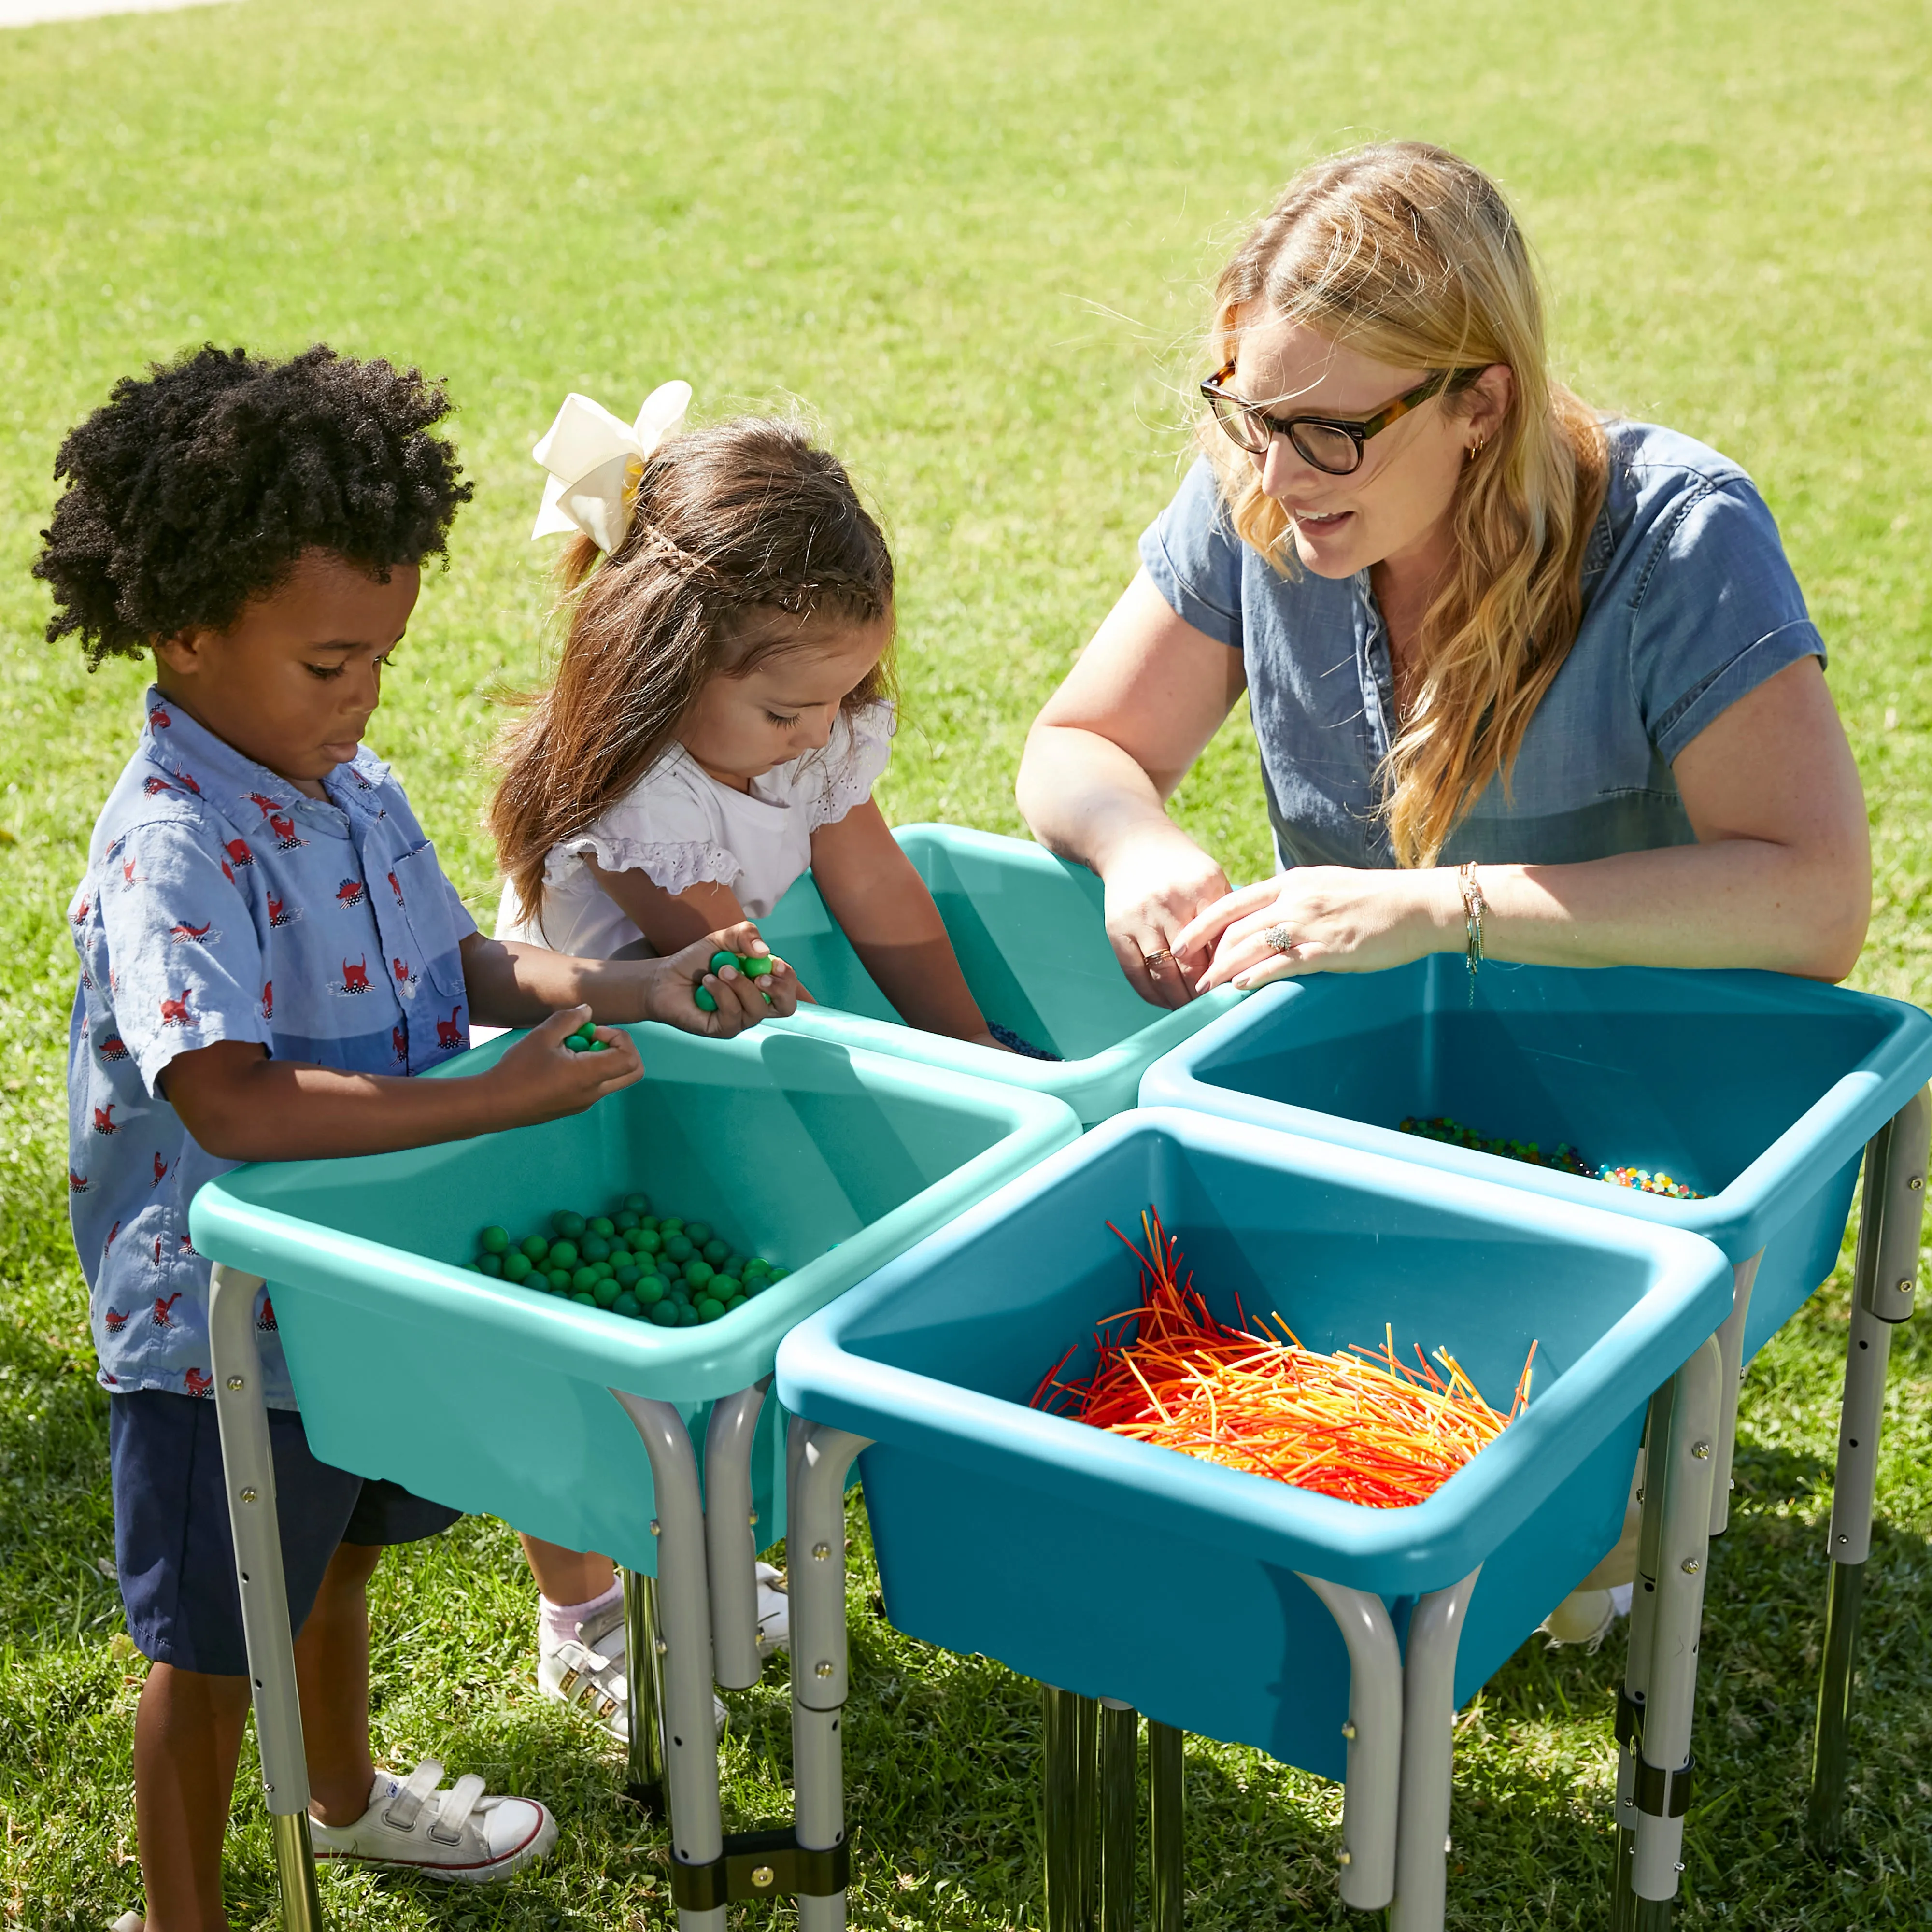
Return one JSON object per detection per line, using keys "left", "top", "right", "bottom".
{"left": 1458, "top": 861, "right": 1487, "bottom": 978}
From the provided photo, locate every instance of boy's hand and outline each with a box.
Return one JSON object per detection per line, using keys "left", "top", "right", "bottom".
{"left": 643, "top": 925, "right": 800, "bottom": 1036}
{"left": 484, "top": 1006, "right": 644, "bottom": 1124}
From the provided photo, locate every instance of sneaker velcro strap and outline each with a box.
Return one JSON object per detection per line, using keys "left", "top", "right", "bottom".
{"left": 428, "top": 1773, "right": 487, "bottom": 1845}
{"left": 382, "top": 1759, "right": 445, "bottom": 1831}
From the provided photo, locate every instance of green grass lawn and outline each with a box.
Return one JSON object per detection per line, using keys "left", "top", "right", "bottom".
{"left": 3, "top": 0, "right": 1932, "bottom": 1925}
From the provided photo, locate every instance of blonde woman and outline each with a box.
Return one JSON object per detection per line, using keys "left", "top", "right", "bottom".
{"left": 1018, "top": 141, "right": 1868, "bottom": 1011}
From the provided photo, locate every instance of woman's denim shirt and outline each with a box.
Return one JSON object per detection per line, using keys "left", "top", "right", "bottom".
{"left": 1139, "top": 422, "right": 1825, "bottom": 869}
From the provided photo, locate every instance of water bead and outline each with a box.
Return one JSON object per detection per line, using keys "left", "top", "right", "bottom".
{"left": 548, "top": 1240, "right": 580, "bottom": 1270}
{"left": 696, "top": 1297, "right": 724, "bottom": 1323}
{"left": 701, "top": 1238, "right": 729, "bottom": 1266}
{"left": 572, "top": 1292, "right": 598, "bottom": 1307}
{"left": 741, "top": 952, "right": 773, "bottom": 978}
{"left": 709, "top": 949, "right": 740, "bottom": 977}
{"left": 665, "top": 1234, "right": 694, "bottom": 1263}
{"left": 521, "top": 1235, "right": 551, "bottom": 1262}
{"left": 649, "top": 1300, "right": 680, "bottom": 1326}
{"left": 615, "top": 1210, "right": 639, "bottom": 1233}
{"left": 685, "top": 1221, "right": 712, "bottom": 1246}
{"left": 588, "top": 1216, "right": 614, "bottom": 1237}
{"left": 726, "top": 1295, "right": 747, "bottom": 1312}
{"left": 480, "top": 1226, "right": 509, "bottom": 1254}
{"left": 548, "top": 1269, "right": 572, "bottom": 1293}
{"left": 553, "top": 1211, "right": 586, "bottom": 1239}
{"left": 635, "top": 1275, "right": 666, "bottom": 1307}
{"left": 710, "top": 1274, "right": 741, "bottom": 1301}
{"left": 476, "top": 1253, "right": 503, "bottom": 1277}
{"left": 613, "top": 1292, "right": 642, "bottom": 1319}
{"left": 658, "top": 1217, "right": 683, "bottom": 1234}
{"left": 623, "top": 1193, "right": 651, "bottom": 1214}
{"left": 614, "top": 1264, "right": 640, "bottom": 1289}
{"left": 592, "top": 1277, "right": 622, "bottom": 1308}
{"left": 504, "top": 1253, "right": 533, "bottom": 1283}
{"left": 632, "top": 1228, "right": 662, "bottom": 1254}
{"left": 694, "top": 986, "right": 718, "bottom": 1013}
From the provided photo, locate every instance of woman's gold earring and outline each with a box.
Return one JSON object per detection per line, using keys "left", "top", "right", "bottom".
{"left": 1467, "top": 438, "right": 1486, "bottom": 462}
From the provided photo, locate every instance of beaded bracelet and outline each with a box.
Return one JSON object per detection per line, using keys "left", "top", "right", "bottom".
{"left": 1458, "top": 861, "right": 1487, "bottom": 979}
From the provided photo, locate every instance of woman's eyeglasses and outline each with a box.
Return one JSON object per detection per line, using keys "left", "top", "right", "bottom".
{"left": 1200, "top": 363, "right": 1483, "bottom": 475}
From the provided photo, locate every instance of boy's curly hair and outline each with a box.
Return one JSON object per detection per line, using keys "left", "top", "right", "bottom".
{"left": 34, "top": 343, "right": 475, "bottom": 667}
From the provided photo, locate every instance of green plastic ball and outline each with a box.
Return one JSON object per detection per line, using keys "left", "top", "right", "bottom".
{"left": 480, "top": 1226, "right": 509, "bottom": 1254}
{"left": 571, "top": 1020, "right": 597, "bottom": 1043}
{"left": 694, "top": 986, "right": 718, "bottom": 1013}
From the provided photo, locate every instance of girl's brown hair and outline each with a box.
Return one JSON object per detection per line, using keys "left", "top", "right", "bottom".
{"left": 490, "top": 416, "right": 896, "bottom": 928}
{"left": 1205, "top": 141, "right": 1608, "bottom": 867}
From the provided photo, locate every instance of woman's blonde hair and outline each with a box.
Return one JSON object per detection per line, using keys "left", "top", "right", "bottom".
{"left": 489, "top": 417, "right": 895, "bottom": 930}
{"left": 1206, "top": 141, "right": 1607, "bottom": 867}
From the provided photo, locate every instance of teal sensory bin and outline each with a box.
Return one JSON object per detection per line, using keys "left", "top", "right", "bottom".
{"left": 758, "top": 824, "right": 1238, "bottom": 1123}
{"left": 189, "top": 1025, "right": 1079, "bottom": 1574}
{"left": 1140, "top": 960, "right": 1932, "bottom": 1359}
{"left": 776, "top": 1108, "right": 1732, "bottom": 1775}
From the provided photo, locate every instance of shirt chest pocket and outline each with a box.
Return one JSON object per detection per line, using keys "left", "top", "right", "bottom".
{"left": 385, "top": 843, "right": 468, "bottom": 1001}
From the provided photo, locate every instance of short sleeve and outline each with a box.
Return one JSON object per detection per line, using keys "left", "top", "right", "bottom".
{"left": 552, "top": 758, "right": 743, "bottom": 899}
{"left": 1138, "top": 457, "right": 1246, "bottom": 650}
{"left": 1632, "top": 478, "right": 1826, "bottom": 764}
{"left": 96, "top": 820, "right": 269, "bottom": 1094}
{"left": 804, "top": 702, "right": 895, "bottom": 832}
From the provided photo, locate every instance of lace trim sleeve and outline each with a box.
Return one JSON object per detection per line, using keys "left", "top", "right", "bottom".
{"left": 544, "top": 833, "right": 742, "bottom": 899}
{"left": 806, "top": 701, "right": 897, "bottom": 832}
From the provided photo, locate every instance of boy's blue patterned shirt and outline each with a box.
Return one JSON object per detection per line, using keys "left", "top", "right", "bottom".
{"left": 67, "top": 689, "right": 477, "bottom": 1408}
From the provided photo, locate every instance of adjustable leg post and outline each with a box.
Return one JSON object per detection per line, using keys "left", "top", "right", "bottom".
{"left": 1097, "top": 1700, "right": 1137, "bottom": 1932}
{"left": 1628, "top": 1338, "right": 1723, "bottom": 1925}
{"left": 1388, "top": 1568, "right": 1481, "bottom": 1932}
{"left": 622, "top": 1567, "right": 668, "bottom": 1814}
{"left": 1613, "top": 1391, "right": 1671, "bottom": 1932}
{"left": 788, "top": 1420, "right": 870, "bottom": 1932}
{"left": 703, "top": 1381, "right": 768, "bottom": 1691}
{"left": 1808, "top": 1087, "right": 1929, "bottom": 1852}
{"left": 613, "top": 1392, "right": 724, "bottom": 1932}
{"left": 1297, "top": 1573, "right": 1404, "bottom": 1912}
{"left": 208, "top": 1264, "right": 326, "bottom": 1932}
{"left": 1147, "top": 1720, "right": 1184, "bottom": 1932}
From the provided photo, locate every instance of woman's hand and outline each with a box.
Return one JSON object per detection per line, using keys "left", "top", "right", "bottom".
{"left": 636, "top": 923, "right": 800, "bottom": 1035}
{"left": 1101, "top": 826, "right": 1235, "bottom": 1009}
{"left": 1180, "top": 867, "right": 1459, "bottom": 991}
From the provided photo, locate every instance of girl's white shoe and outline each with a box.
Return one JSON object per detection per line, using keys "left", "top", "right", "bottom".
{"left": 308, "top": 1762, "right": 557, "bottom": 1882}
{"left": 1541, "top": 1581, "right": 1635, "bottom": 1651}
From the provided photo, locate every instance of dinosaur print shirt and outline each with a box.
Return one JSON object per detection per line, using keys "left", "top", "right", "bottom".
{"left": 66, "top": 689, "right": 477, "bottom": 1408}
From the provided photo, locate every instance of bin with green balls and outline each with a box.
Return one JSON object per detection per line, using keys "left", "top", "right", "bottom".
{"left": 187, "top": 1022, "right": 1080, "bottom": 1573}
{"left": 758, "top": 824, "right": 1241, "bottom": 1124}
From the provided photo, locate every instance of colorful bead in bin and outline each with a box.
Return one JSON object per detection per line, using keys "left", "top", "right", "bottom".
{"left": 1398, "top": 1115, "right": 1705, "bottom": 1199}
{"left": 563, "top": 1020, "right": 608, "bottom": 1053}
{"left": 466, "top": 1189, "right": 803, "bottom": 1323}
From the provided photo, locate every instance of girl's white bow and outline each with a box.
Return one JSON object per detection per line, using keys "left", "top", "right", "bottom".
{"left": 529, "top": 380, "right": 693, "bottom": 553}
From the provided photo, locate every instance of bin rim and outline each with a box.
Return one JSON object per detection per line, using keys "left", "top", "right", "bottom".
{"left": 188, "top": 1023, "right": 1082, "bottom": 1404}
{"left": 1138, "top": 967, "right": 1932, "bottom": 1262}
{"left": 776, "top": 1105, "right": 1733, "bottom": 1597}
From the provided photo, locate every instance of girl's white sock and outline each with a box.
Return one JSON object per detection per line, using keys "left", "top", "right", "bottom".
{"left": 538, "top": 1577, "right": 623, "bottom": 1653}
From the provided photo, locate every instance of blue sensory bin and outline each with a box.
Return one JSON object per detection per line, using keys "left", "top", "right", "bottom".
{"left": 758, "top": 824, "right": 1238, "bottom": 1123}
{"left": 776, "top": 1108, "right": 1732, "bottom": 1775}
{"left": 189, "top": 1024, "right": 1080, "bottom": 1575}
{"left": 1140, "top": 960, "right": 1932, "bottom": 1360}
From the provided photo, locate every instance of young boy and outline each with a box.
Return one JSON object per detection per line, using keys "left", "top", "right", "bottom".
{"left": 37, "top": 344, "right": 794, "bottom": 1931}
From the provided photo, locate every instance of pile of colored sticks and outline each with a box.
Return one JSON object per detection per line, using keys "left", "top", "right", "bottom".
{"left": 1031, "top": 1209, "right": 1535, "bottom": 1509}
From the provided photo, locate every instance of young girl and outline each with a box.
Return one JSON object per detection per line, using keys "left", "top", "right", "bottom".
{"left": 488, "top": 390, "right": 1012, "bottom": 1734}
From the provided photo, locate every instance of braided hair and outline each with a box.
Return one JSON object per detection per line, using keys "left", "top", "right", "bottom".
{"left": 35, "top": 343, "right": 471, "bottom": 666}
{"left": 488, "top": 415, "right": 895, "bottom": 926}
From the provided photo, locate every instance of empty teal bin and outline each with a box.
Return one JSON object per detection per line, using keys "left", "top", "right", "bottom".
{"left": 1140, "top": 959, "right": 1932, "bottom": 1359}
{"left": 776, "top": 1108, "right": 1731, "bottom": 1775}
{"left": 188, "top": 1024, "right": 1080, "bottom": 1574}
{"left": 758, "top": 824, "right": 1238, "bottom": 1123}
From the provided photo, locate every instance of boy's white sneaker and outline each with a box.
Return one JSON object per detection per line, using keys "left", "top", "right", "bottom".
{"left": 309, "top": 1762, "right": 556, "bottom": 1882}
{"left": 755, "top": 1561, "right": 790, "bottom": 1657}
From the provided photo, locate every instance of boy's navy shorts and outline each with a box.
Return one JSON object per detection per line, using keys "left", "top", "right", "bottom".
{"left": 110, "top": 1388, "right": 461, "bottom": 1676}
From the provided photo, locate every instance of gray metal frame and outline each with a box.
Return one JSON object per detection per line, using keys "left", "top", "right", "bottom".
{"left": 1808, "top": 1087, "right": 1930, "bottom": 1849}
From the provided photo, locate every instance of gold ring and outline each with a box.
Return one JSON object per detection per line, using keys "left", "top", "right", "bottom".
{"left": 1142, "top": 948, "right": 1174, "bottom": 966}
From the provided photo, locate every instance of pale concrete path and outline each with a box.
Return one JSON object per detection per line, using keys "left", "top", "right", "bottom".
{"left": 1, "top": 0, "right": 235, "bottom": 26}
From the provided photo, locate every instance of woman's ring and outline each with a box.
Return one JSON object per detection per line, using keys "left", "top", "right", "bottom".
{"left": 1142, "top": 947, "right": 1174, "bottom": 966}
{"left": 1263, "top": 923, "right": 1294, "bottom": 955}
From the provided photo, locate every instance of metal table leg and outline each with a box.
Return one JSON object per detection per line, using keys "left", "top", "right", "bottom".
{"left": 622, "top": 1567, "right": 668, "bottom": 1814}
{"left": 1042, "top": 1687, "right": 1085, "bottom": 1932}
{"left": 613, "top": 1392, "right": 724, "bottom": 1932}
{"left": 1147, "top": 1719, "right": 1184, "bottom": 1932}
{"left": 704, "top": 1382, "right": 769, "bottom": 1691}
{"left": 1808, "top": 1086, "right": 1930, "bottom": 1850}
{"left": 1097, "top": 1700, "right": 1136, "bottom": 1932}
{"left": 208, "top": 1263, "right": 326, "bottom": 1932}
{"left": 1629, "top": 1337, "right": 1723, "bottom": 1924}
{"left": 1612, "top": 1391, "right": 1669, "bottom": 1932}
{"left": 788, "top": 1419, "right": 870, "bottom": 1932}
{"left": 1297, "top": 1574, "right": 1404, "bottom": 1912}
{"left": 1388, "top": 1567, "right": 1481, "bottom": 1932}
{"left": 1708, "top": 1253, "right": 1760, "bottom": 1538}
